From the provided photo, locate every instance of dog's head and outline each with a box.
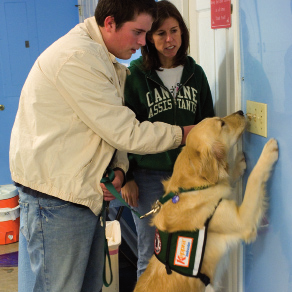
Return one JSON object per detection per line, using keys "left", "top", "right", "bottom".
{"left": 184, "top": 111, "right": 246, "bottom": 184}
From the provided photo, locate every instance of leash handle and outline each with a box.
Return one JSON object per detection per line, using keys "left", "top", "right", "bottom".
{"left": 102, "top": 201, "right": 113, "bottom": 287}
{"left": 100, "top": 168, "right": 142, "bottom": 218}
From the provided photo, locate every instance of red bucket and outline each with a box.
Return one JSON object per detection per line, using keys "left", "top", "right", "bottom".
{"left": 0, "top": 185, "right": 20, "bottom": 245}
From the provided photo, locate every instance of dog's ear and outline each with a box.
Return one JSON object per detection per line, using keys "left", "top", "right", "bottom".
{"left": 199, "top": 146, "right": 220, "bottom": 184}
{"left": 186, "top": 141, "right": 218, "bottom": 184}
{"left": 188, "top": 140, "right": 227, "bottom": 184}
{"left": 202, "top": 142, "right": 227, "bottom": 184}
{"left": 212, "top": 141, "right": 227, "bottom": 164}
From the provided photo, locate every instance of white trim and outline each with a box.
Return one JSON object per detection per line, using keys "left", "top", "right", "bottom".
{"left": 193, "top": 227, "right": 206, "bottom": 275}
{"left": 233, "top": 0, "right": 242, "bottom": 113}
{"left": 231, "top": 0, "right": 244, "bottom": 290}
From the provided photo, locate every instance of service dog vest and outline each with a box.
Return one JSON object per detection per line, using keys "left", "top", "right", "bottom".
{"left": 154, "top": 199, "right": 222, "bottom": 286}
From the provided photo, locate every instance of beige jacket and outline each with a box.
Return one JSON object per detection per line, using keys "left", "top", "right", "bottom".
{"left": 9, "top": 17, "right": 182, "bottom": 215}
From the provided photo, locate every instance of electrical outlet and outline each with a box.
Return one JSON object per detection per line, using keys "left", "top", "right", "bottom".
{"left": 246, "top": 100, "right": 267, "bottom": 137}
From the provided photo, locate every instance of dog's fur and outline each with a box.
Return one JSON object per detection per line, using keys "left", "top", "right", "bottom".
{"left": 134, "top": 111, "right": 278, "bottom": 292}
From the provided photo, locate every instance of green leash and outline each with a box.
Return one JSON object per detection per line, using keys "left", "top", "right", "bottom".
{"left": 101, "top": 200, "right": 113, "bottom": 287}
{"left": 100, "top": 167, "right": 172, "bottom": 287}
{"left": 100, "top": 167, "right": 141, "bottom": 288}
{"left": 100, "top": 168, "right": 176, "bottom": 219}
{"left": 100, "top": 167, "right": 210, "bottom": 287}
{"left": 101, "top": 167, "right": 210, "bottom": 220}
{"left": 100, "top": 168, "right": 142, "bottom": 218}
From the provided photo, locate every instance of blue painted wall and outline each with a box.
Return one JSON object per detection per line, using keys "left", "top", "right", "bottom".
{"left": 34, "top": 1, "right": 79, "bottom": 54}
{"left": 240, "top": 0, "right": 292, "bottom": 291}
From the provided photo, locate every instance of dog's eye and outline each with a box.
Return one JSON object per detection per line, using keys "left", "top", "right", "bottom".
{"left": 221, "top": 120, "right": 225, "bottom": 127}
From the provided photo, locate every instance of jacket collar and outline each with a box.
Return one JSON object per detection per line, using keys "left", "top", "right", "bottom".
{"left": 84, "top": 17, "right": 118, "bottom": 65}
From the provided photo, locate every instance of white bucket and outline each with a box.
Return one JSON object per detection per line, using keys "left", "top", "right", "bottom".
{"left": 102, "top": 220, "right": 121, "bottom": 292}
{"left": 0, "top": 206, "right": 20, "bottom": 222}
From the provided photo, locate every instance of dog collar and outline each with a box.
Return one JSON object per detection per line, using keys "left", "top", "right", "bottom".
{"left": 140, "top": 186, "right": 210, "bottom": 219}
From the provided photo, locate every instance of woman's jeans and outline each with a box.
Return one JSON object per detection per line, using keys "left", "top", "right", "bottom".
{"left": 18, "top": 188, "right": 105, "bottom": 292}
{"left": 132, "top": 169, "right": 172, "bottom": 279}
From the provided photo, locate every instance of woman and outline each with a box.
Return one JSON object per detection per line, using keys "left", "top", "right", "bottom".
{"left": 122, "top": 0, "right": 215, "bottom": 278}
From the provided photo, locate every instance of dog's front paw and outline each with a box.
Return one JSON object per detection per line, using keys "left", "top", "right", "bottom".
{"left": 256, "top": 139, "right": 279, "bottom": 180}
{"left": 261, "top": 138, "right": 279, "bottom": 165}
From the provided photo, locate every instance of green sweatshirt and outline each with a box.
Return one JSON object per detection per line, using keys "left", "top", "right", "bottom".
{"left": 124, "top": 56, "right": 215, "bottom": 174}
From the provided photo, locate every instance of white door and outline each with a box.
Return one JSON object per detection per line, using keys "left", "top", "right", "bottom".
{"left": 171, "top": 0, "right": 243, "bottom": 291}
{"left": 189, "top": 0, "right": 242, "bottom": 117}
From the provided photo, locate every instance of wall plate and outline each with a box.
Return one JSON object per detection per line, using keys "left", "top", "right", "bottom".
{"left": 246, "top": 100, "right": 267, "bottom": 137}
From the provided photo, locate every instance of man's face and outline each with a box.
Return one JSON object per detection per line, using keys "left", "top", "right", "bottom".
{"left": 109, "top": 13, "right": 153, "bottom": 60}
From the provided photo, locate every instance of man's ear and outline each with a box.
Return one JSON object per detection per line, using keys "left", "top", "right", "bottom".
{"left": 104, "top": 16, "right": 116, "bottom": 32}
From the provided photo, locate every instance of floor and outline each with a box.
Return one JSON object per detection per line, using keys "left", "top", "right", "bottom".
{"left": 0, "top": 242, "right": 18, "bottom": 292}
{"left": 119, "top": 239, "right": 137, "bottom": 292}
{"left": 0, "top": 240, "right": 137, "bottom": 292}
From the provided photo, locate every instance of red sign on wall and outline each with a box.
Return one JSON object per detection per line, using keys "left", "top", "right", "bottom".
{"left": 211, "top": 0, "right": 231, "bottom": 29}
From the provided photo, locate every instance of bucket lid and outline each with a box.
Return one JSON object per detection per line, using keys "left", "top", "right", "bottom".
{"left": 0, "top": 185, "right": 18, "bottom": 200}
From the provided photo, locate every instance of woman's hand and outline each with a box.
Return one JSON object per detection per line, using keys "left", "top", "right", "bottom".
{"left": 121, "top": 180, "right": 139, "bottom": 207}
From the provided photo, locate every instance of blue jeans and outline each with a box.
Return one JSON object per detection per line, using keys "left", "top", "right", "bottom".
{"left": 18, "top": 189, "right": 105, "bottom": 292}
{"left": 132, "top": 169, "right": 172, "bottom": 279}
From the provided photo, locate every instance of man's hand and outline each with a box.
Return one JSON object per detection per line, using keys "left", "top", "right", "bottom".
{"left": 100, "top": 169, "right": 124, "bottom": 201}
{"left": 121, "top": 180, "right": 139, "bottom": 207}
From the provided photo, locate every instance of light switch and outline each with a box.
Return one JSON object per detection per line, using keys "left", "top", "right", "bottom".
{"left": 246, "top": 100, "right": 267, "bottom": 137}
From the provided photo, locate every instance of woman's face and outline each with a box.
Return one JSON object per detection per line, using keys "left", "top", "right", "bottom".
{"left": 150, "top": 17, "right": 182, "bottom": 68}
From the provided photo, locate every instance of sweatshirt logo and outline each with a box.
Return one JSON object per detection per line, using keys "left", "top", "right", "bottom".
{"left": 174, "top": 236, "right": 193, "bottom": 268}
{"left": 146, "top": 86, "right": 197, "bottom": 118}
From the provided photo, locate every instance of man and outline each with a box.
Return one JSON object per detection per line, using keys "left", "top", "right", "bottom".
{"left": 10, "top": 0, "right": 193, "bottom": 291}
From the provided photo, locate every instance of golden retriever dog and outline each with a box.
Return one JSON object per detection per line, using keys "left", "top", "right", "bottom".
{"left": 134, "top": 110, "right": 278, "bottom": 292}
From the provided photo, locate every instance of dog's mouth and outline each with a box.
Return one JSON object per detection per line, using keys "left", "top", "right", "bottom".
{"left": 225, "top": 110, "right": 247, "bottom": 129}
{"left": 222, "top": 111, "right": 247, "bottom": 145}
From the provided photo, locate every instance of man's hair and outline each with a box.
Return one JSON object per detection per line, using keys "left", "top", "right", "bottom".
{"left": 95, "top": 0, "right": 157, "bottom": 30}
{"left": 141, "top": 0, "right": 189, "bottom": 71}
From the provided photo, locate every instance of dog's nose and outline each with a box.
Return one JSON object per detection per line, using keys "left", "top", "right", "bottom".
{"left": 236, "top": 110, "right": 244, "bottom": 116}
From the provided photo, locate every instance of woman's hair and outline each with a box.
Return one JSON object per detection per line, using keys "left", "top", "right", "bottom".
{"left": 141, "top": 0, "right": 189, "bottom": 71}
{"left": 95, "top": 0, "right": 157, "bottom": 30}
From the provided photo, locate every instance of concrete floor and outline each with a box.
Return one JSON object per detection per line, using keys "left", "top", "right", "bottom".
{"left": 0, "top": 242, "right": 18, "bottom": 292}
